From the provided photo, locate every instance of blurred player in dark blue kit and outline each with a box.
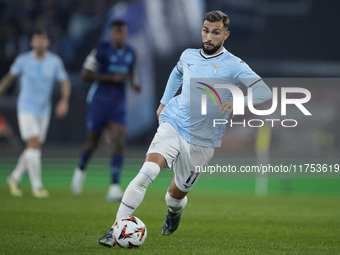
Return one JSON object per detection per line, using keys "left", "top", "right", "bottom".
{"left": 71, "top": 20, "right": 141, "bottom": 201}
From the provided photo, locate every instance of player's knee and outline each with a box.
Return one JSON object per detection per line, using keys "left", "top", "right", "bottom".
{"left": 112, "top": 139, "right": 125, "bottom": 154}
{"left": 26, "top": 137, "right": 41, "bottom": 149}
{"left": 84, "top": 139, "right": 98, "bottom": 153}
{"left": 133, "top": 162, "right": 160, "bottom": 189}
{"left": 112, "top": 133, "right": 125, "bottom": 148}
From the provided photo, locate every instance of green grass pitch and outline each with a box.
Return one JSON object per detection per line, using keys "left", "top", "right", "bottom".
{"left": 1, "top": 158, "right": 340, "bottom": 255}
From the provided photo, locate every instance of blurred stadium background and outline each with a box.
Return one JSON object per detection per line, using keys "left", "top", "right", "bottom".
{"left": 1, "top": 2, "right": 340, "bottom": 254}
{"left": 1, "top": 0, "right": 340, "bottom": 194}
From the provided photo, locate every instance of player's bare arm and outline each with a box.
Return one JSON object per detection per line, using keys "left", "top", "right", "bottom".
{"left": 129, "top": 65, "right": 141, "bottom": 92}
{"left": 81, "top": 68, "right": 127, "bottom": 84}
{"left": 0, "top": 73, "right": 16, "bottom": 95}
{"left": 156, "top": 104, "right": 165, "bottom": 120}
{"left": 55, "top": 79, "right": 71, "bottom": 118}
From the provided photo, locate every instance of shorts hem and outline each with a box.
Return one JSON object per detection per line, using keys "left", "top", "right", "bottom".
{"left": 146, "top": 151, "right": 171, "bottom": 169}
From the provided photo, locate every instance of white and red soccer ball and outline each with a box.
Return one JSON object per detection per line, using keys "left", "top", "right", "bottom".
{"left": 112, "top": 216, "right": 147, "bottom": 249}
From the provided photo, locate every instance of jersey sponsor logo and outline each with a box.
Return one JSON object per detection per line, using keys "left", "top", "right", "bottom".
{"left": 187, "top": 63, "right": 194, "bottom": 67}
{"left": 212, "top": 65, "right": 223, "bottom": 74}
{"left": 108, "top": 64, "right": 129, "bottom": 73}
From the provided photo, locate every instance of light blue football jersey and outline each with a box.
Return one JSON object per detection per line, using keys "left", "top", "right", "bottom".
{"left": 159, "top": 48, "right": 267, "bottom": 147}
{"left": 10, "top": 51, "right": 68, "bottom": 118}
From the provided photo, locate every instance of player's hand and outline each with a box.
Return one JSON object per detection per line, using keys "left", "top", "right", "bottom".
{"left": 55, "top": 99, "right": 69, "bottom": 119}
{"left": 156, "top": 104, "right": 165, "bottom": 120}
{"left": 132, "top": 83, "right": 142, "bottom": 93}
{"left": 220, "top": 101, "right": 234, "bottom": 117}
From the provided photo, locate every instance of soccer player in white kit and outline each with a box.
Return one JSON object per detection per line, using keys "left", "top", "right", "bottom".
{"left": 99, "top": 10, "right": 272, "bottom": 246}
{"left": 0, "top": 30, "right": 71, "bottom": 198}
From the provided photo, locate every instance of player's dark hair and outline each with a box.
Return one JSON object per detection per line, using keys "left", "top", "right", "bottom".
{"left": 204, "top": 11, "right": 230, "bottom": 30}
{"left": 110, "top": 20, "right": 127, "bottom": 28}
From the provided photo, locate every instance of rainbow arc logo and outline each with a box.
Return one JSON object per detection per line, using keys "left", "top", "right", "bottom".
{"left": 197, "top": 82, "right": 222, "bottom": 106}
{"left": 197, "top": 82, "right": 222, "bottom": 115}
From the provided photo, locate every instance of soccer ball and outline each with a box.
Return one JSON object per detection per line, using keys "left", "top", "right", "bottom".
{"left": 112, "top": 216, "right": 147, "bottom": 248}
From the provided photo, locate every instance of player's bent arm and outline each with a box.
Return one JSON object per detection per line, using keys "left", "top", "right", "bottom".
{"left": 244, "top": 80, "right": 272, "bottom": 107}
{"left": 160, "top": 67, "right": 183, "bottom": 105}
{"left": 81, "top": 68, "right": 95, "bottom": 83}
{"left": 60, "top": 79, "right": 71, "bottom": 102}
{"left": 81, "top": 68, "right": 127, "bottom": 84}
{"left": 157, "top": 66, "right": 183, "bottom": 119}
{"left": 220, "top": 81, "right": 272, "bottom": 116}
{"left": 0, "top": 73, "right": 16, "bottom": 95}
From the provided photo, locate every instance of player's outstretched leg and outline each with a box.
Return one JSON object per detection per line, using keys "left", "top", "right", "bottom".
{"left": 162, "top": 191, "right": 187, "bottom": 236}
{"left": 98, "top": 161, "right": 160, "bottom": 245}
{"left": 99, "top": 227, "right": 115, "bottom": 247}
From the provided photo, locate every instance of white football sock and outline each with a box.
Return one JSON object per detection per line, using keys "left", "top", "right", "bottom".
{"left": 115, "top": 162, "right": 160, "bottom": 221}
{"left": 25, "top": 148, "right": 43, "bottom": 191}
{"left": 165, "top": 190, "right": 188, "bottom": 213}
{"left": 11, "top": 151, "right": 27, "bottom": 182}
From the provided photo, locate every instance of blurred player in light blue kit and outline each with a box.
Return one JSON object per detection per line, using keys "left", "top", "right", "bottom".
{"left": 0, "top": 30, "right": 71, "bottom": 198}
{"left": 98, "top": 11, "right": 272, "bottom": 247}
{"left": 71, "top": 20, "right": 141, "bottom": 201}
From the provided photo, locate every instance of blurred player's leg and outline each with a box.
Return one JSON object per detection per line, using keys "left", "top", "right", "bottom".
{"left": 8, "top": 151, "right": 26, "bottom": 196}
{"left": 25, "top": 137, "right": 48, "bottom": 198}
{"left": 71, "top": 131, "right": 101, "bottom": 194}
{"left": 10, "top": 113, "right": 49, "bottom": 198}
{"left": 7, "top": 176, "right": 23, "bottom": 197}
{"left": 106, "top": 123, "right": 126, "bottom": 202}
{"left": 11, "top": 151, "right": 27, "bottom": 181}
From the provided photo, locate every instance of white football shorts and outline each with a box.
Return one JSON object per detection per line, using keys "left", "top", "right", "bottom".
{"left": 18, "top": 112, "right": 50, "bottom": 143}
{"left": 147, "top": 122, "right": 215, "bottom": 192}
